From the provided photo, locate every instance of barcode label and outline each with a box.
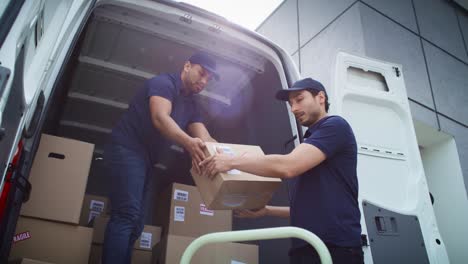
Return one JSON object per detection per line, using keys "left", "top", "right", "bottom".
{"left": 174, "top": 206, "right": 185, "bottom": 222}
{"left": 200, "top": 203, "right": 214, "bottom": 216}
{"left": 90, "top": 200, "right": 105, "bottom": 212}
{"left": 87, "top": 210, "right": 101, "bottom": 224}
{"left": 214, "top": 145, "right": 241, "bottom": 175}
{"left": 139, "top": 232, "right": 152, "bottom": 249}
{"left": 174, "top": 189, "right": 189, "bottom": 202}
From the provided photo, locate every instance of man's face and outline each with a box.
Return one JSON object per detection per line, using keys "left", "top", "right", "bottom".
{"left": 288, "top": 90, "right": 325, "bottom": 127}
{"left": 183, "top": 62, "right": 213, "bottom": 94}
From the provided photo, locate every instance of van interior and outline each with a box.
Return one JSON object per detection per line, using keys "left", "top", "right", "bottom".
{"left": 40, "top": 3, "right": 295, "bottom": 262}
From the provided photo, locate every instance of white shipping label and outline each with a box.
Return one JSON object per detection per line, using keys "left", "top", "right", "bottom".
{"left": 199, "top": 203, "right": 214, "bottom": 216}
{"left": 174, "top": 206, "right": 185, "bottom": 222}
{"left": 139, "top": 232, "right": 152, "bottom": 249}
{"left": 87, "top": 210, "right": 101, "bottom": 224}
{"left": 231, "top": 260, "right": 246, "bottom": 264}
{"left": 174, "top": 189, "right": 189, "bottom": 202}
{"left": 90, "top": 200, "right": 105, "bottom": 212}
{"left": 213, "top": 145, "right": 241, "bottom": 175}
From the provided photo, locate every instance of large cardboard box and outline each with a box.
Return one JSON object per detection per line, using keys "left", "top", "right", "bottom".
{"left": 79, "top": 194, "right": 109, "bottom": 226}
{"left": 20, "top": 134, "right": 94, "bottom": 224}
{"left": 154, "top": 235, "right": 258, "bottom": 264}
{"left": 92, "top": 216, "right": 161, "bottom": 251}
{"left": 191, "top": 142, "right": 281, "bottom": 210}
{"left": 10, "top": 217, "right": 93, "bottom": 264}
{"left": 89, "top": 244, "right": 152, "bottom": 264}
{"left": 154, "top": 183, "right": 232, "bottom": 237}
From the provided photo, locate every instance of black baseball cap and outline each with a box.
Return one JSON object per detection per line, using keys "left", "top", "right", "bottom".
{"left": 189, "top": 52, "right": 220, "bottom": 81}
{"left": 275, "top": 77, "right": 327, "bottom": 101}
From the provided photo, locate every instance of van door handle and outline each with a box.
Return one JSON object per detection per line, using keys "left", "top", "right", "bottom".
{"left": 23, "top": 91, "right": 44, "bottom": 138}
{"left": 0, "top": 127, "right": 5, "bottom": 140}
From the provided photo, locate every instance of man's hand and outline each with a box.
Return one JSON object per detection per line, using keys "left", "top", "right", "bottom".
{"left": 234, "top": 207, "right": 269, "bottom": 218}
{"left": 199, "top": 148, "right": 235, "bottom": 179}
{"left": 184, "top": 137, "right": 206, "bottom": 165}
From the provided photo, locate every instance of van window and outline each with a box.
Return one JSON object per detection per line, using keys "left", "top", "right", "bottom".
{"left": 0, "top": 0, "right": 26, "bottom": 47}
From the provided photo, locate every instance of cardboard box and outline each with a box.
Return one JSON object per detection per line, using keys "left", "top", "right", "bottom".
{"left": 9, "top": 258, "right": 54, "bottom": 264}
{"left": 154, "top": 183, "right": 232, "bottom": 237}
{"left": 154, "top": 235, "right": 258, "bottom": 264}
{"left": 92, "top": 216, "right": 161, "bottom": 251}
{"left": 79, "top": 194, "right": 109, "bottom": 226}
{"left": 89, "top": 244, "right": 152, "bottom": 264}
{"left": 20, "top": 134, "right": 94, "bottom": 224}
{"left": 10, "top": 217, "right": 93, "bottom": 264}
{"left": 191, "top": 142, "right": 281, "bottom": 209}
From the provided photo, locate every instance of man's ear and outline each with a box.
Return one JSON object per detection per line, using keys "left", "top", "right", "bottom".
{"left": 318, "top": 91, "right": 326, "bottom": 103}
{"left": 183, "top": 61, "right": 191, "bottom": 73}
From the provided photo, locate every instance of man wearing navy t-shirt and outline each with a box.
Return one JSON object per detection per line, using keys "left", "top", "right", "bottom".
{"left": 102, "top": 52, "right": 219, "bottom": 264}
{"left": 200, "top": 78, "right": 363, "bottom": 264}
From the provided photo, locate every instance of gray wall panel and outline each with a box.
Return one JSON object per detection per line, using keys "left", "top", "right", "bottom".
{"left": 298, "top": 0, "right": 356, "bottom": 46}
{"left": 423, "top": 41, "right": 468, "bottom": 125}
{"left": 409, "top": 101, "right": 439, "bottom": 129}
{"left": 439, "top": 116, "right": 468, "bottom": 196}
{"left": 413, "top": 0, "right": 468, "bottom": 62}
{"left": 257, "top": 0, "right": 299, "bottom": 55}
{"left": 360, "top": 5, "right": 434, "bottom": 108}
{"left": 300, "top": 4, "right": 365, "bottom": 98}
{"left": 362, "top": 0, "right": 419, "bottom": 32}
{"left": 457, "top": 10, "right": 468, "bottom": 56}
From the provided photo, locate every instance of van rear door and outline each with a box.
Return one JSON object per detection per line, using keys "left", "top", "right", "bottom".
{"left": 333, "top": 52, "right": 449, "bottom": 263}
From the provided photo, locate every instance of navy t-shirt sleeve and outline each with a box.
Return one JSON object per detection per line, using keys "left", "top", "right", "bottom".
{"left": 189, "top": 103, "right": 204, "bottom": 124}
{"left": 146, "top": 77, "right": 177, "bottom": 102}
{"left": 304, "top": 117, "right": 349, "bottom": 158}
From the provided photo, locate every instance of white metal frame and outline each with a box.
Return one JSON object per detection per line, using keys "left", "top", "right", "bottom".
{"left": 180, "top": 227, "right": 332, "bottom": 264}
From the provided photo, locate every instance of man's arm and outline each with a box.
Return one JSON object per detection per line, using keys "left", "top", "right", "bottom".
{"left": 149, "top": 96, "right": 206, "bottom": 163}
{"left": 235, "top": 206, "right": 290, "bottom": 219}
{"left": 201, "top": 143, "right": 326, "bottom": 179}
{"left": 188, "top": 122, "right": 217, "bottom": 142}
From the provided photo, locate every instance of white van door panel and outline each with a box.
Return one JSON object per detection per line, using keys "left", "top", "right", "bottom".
{"left": 333, "top": 52, "right": 449, "bottom": 264}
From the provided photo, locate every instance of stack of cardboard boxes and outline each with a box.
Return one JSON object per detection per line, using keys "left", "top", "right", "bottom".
{"left": 9, "top": 134, "right": 95, "bottom": 264}
{"left": 9, "top": 135, "right": 279, "bottom": 263}
{"left": 153, "top": 183, "right": 259, "bottom": 264}
{"left": 9, "top": 134, "right": 162, "bottom": 264}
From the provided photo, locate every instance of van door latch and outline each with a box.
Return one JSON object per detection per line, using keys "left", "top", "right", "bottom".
{"left": 180, "top": 14, "right": 192, "bottom": 24}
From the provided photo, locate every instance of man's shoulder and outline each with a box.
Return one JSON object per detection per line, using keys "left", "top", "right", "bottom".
{"left": 320, "top": 115, "right": 350, "bottom": 129}
{"left": 146, "top": 73, "right": 177, "bottom": 87}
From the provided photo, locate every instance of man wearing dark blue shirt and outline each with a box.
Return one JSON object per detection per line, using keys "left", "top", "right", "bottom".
{"left": 200, "top": 78, "right": 363, "bottom": 264}
{"left": 102, "top": 52, "right": 219, "bottom": 264}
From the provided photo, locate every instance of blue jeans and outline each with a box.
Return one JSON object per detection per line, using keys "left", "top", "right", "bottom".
{"left": 102, "top": 144, "right": 152, "bottom": 264}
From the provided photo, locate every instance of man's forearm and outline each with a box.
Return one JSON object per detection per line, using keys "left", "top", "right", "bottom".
{"left": 266, "top": 206, "right": 290, "bottom": 218}
{"left": 153, "top": 114, "right": 191, "bottom": 147}
{"left": 231, "top": 154, "right": 294, "bottom": 178}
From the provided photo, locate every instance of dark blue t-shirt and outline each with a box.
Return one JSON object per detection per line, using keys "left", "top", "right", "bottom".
{"left": 289, "top": 115, "right": 361, "bottom": 249}
{"left": 111, "top": 73, "right": 203, "bottom": 163}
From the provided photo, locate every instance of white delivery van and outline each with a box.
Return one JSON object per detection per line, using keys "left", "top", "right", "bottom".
{"left": 0, "top": 0, "right": 450, "bottom": 263}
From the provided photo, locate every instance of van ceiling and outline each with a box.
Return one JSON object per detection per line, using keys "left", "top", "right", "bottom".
{"left": 57, "top": 4, "right": 272, "bottom": 153}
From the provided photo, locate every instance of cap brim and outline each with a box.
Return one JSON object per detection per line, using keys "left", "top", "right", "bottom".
{"left": 275, "top": 87, "right": 308, "bottom": 101}
{"left": 201, "top": 65, "right": 220, "bottom": 81}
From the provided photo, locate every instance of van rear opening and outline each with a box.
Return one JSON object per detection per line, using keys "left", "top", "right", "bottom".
{"left": 38, "top": 3, "right": 295, "bottom": 263}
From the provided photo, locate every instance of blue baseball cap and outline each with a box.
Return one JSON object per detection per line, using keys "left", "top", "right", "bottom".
{"left": 275, "top": 77, "right": 327, "bottom": 101}
{"left": 189, "top": 52, "right": 220, "bottom": 81}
